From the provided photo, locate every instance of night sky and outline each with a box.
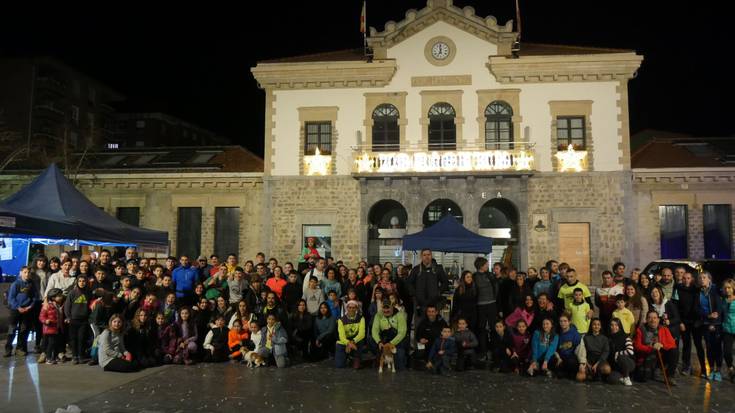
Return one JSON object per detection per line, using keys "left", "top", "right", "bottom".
{"left": 2, "top": 0, "right": 732, "bottom": 156}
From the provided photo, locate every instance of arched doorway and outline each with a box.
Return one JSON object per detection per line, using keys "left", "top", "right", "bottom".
{"left": 423, "top": 198, "right": 463, "bottom": 228}
{"left": 479, "top": 198, "right": 520, "bottom": 270}
{"left": 368, "top": 200, "right": 407, "bottom": 264}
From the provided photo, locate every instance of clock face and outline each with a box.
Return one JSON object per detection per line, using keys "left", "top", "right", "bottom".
{"left": 431, "top": 42, "right": 450, "bottom": 60}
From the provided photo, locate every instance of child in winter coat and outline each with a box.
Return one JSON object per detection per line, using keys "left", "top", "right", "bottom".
{"left": 509, "top": 320, "right": 532, "bottom": 374}
{"left": 453, "top": 318, "right": 479, "bottom": 371}
{"left": 155, "top": 313, "right": 177, "bottom": 364}
{"left": 490, "top": 320, "right": 513, "bottom": 372}
{"left": 203, "top": 315, "right": 230, "bottom": 362}
{"left": 426, "top": 326, "right": 457, "bottom": 375}
{"left": 612, "top": 294, "right": 635, "bottom": 335}
{"left": 64, "top": 275, "right": 91, "bottom": 364}
{"left": 228, "top": 319, "right": 250, "bottom": 360}
{"left": 39, "top": 288, "right": 65, "bottom": 364}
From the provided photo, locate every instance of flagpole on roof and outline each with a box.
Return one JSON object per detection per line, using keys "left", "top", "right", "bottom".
{"left": 512, "top": 0, "right": 522, "bottom": 57}
{"left": 361, "top": 1, "right": 370, "bottom": 60}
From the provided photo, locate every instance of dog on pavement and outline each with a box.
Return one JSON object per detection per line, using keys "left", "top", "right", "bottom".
{"left": 378, "top": 343, "right": 397, "bottom": 373}
{"left": 243, "top": 351, "right": 266, "bottom": 368}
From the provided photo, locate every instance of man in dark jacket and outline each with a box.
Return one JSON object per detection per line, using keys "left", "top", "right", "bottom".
{"left": 407, "top": 249, "right": 449, "bottom": 328}
{"left": 674, "top": 271, "right": 698, "bottom": 374}
{"left": 5, "top": 266, "right": 38, "bottom": 357}
{"left": 473, "top": 256, "right": 498, "bottom": 359}
{"left": 413, "top": 304, "right": 448, "bottom": 367}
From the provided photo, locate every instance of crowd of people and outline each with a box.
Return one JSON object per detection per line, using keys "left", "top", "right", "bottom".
{"left": 4, "top": 242, "right": 735, "bottom": 388}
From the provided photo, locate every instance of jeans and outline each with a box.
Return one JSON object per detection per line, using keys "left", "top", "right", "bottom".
{"left": 722, "top": 332, "right": 734, "bottom": 369}
{"left": 680, "top": 322, "right": 694, "bottom": 368}
{"left": 335, "top": 341, "right": 365, "bottom": 368}
{"left": 476, "top": 303, "right": 497, "bottom": 357}
{"left": 69, "top": 320, "right": 89, "bottom": 359}
{"left": 694, "top": 325, "right": 723, "bottom": 371}
{"left": 5, "top": 309, "right": 32, "bottom": 352}
{"left": 103, "top": 357, "right": 139, "bottom": 372}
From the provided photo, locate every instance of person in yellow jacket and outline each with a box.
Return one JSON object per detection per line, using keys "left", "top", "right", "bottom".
{"left": 569, "top": 288, "right": 592, "bottom": 334}
{"left": 335, "top": 300, "right": 365, "bottom": 369}
{"left": 612, "top": 294, "right": 636, "bottom": 335}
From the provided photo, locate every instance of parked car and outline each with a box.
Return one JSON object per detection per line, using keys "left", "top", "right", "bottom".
{"left": 642, "top": 259, "right": 735, "bottom": 286}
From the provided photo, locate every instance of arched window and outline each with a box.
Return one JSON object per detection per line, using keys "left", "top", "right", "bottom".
{"left": 485, "top": 100, "right": 513, "bottom": 149}
{"left": 428, "top": 102, "right": 456, "bottom": 150}
{"left": 372, "top": 104, "right": 400, "bottom": 151}
{"left": 423, "top": 198, "right": 462, "bottom": 227}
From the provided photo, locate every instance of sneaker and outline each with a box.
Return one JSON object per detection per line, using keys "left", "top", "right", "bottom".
{"left": 72, "top": 358, "right": 79, "bottom": 365}
{"left": 713, "top": 371, "right": 723, "bottom": 382}
{"left": 3, "top": 349, "right": 12, "bottom": 357}
{"left": 37, "top": 353, "right": 46, "bottom": 363}
{"left": 623, "top": 377, "right": 633, "bottom": 386}
{"left": 15, "top": 349, "right": 27, "bottom": 356}
{"left": 45, "top": 359, "right": 56, "bottom": 365}
{"left": 527, "top": 366, "right": 534, "bottom": 376}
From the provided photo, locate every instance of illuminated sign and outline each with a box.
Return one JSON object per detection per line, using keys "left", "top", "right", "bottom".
{"left": 353, "top": 149, "right": 534, "bottom": 173}
{"left": 555, "top": 144, "right": 587, "bottom": 172}
{"left": 304, "top": 148, "right": 331, "bottom": 175}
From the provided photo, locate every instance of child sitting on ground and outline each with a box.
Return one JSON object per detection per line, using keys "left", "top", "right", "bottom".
{"left": 203, "top": 315, "right": 229, "bottom": 362}
{"left": 509, "top": 319, "right": 532, "bottom": 374}
{"left": 228, "top": 319, "right": 250, "bottom": 361}
{"left": 453, "top": 318, "right": 478, "bottom": 371}
{"left": 490, "top": 320, "right": 513, "bottom": 372}
{"left": 426, "top": 326, "right": 457, "bottom": 375}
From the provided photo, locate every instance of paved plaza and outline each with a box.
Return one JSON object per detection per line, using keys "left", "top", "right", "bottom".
{"left": 2, "top": 353, "right": 734, "bottom": 413}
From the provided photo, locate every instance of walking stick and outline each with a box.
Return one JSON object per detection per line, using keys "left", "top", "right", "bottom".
{"left": 657, "top": 349, "right": 672, "bottom": 395}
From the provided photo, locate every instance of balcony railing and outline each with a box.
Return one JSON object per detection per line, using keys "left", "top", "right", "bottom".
{"left": 352, "top": 143, "right": 536, "bottom": 174}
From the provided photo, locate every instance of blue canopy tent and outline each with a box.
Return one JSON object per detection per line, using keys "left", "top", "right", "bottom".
{"left": 0, "top": 164, "right": 168, "bottom": 275}
{"left": 402, "top": 215, "right": 492, "bottom": 254}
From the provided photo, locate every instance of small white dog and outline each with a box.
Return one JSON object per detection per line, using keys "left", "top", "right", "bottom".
{"left": 243, "top": 351, "right": 266, "bottom": 368}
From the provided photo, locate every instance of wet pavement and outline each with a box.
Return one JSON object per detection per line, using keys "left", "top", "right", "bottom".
{"left": 2, "top": 355, "right": 735, "bottom": 413}
{"left": 51, "top": 362, "right": 735, "bottom": 412}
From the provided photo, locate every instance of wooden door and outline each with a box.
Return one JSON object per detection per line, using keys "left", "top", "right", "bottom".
{"left": 558, "top": 223, "right": 591, "bottom": 285}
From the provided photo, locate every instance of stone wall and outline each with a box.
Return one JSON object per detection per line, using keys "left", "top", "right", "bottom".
{"left": 527, "top": 171, "right": 633, "bottom": 284}
{"left": 633, "top": 173, "right": 735, "bottom": 264}
{"left": 0, "top": 173, "right": 264, "bottom": 260}
{"left": 264, "top": 175, "right": 361, "bottom": 266}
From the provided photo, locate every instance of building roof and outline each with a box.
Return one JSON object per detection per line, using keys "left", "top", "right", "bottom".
{"left": 259, "top": 48, "right": 366, "bottom": 64}
{"left": 257, "top": 42, "right": 633, "bottom": 65}
{"left": 518, "top": 42, "right": 633, "bottom": 56}
{"left": 3, "top": 145, "right": 264, "bottom": 174}
{"left": 631, "top": 136, "right": 735, "bottom": 169}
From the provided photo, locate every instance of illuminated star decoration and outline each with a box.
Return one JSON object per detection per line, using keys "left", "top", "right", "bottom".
{"left": 305, "top": 147, "right": 331, "bottom": 175}
{"left": 555, "top": 144, "right": 586, "bottom": 172}
{"left": 355, "top": 152, "right": 374, "bottom": 173}
{"left": 514, "top": 150, "right": 533, "bottom": 171}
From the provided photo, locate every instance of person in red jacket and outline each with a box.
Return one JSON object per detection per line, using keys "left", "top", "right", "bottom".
{"left": 634, "top": 310, "right": 678, "bottom": 384}
{"left": 39, "top": 288, "right": 65, "bottom": 364}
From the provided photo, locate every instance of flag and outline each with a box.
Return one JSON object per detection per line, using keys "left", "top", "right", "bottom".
{"left": 360, "top": 1, "right": 366, "bottom": 33}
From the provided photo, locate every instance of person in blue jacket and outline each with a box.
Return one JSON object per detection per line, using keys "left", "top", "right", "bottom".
{"left": 4, "top": 266, "right": 39, "bottom": 357}
{"left": 694, "top": 271, "right": 724, "bottom": 381}
{"left": 172, "top": 255, "right": 198, "bottom": 306}
{"left": 553, "top": 313, "right": 581, "bottom": 379}
{"left": 528, "top": 318, "right": 558, "bottom": 377}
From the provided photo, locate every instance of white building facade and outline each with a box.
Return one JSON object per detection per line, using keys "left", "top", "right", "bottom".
{"left": 252, "top": 0, "right": 643, "bottom": 284}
